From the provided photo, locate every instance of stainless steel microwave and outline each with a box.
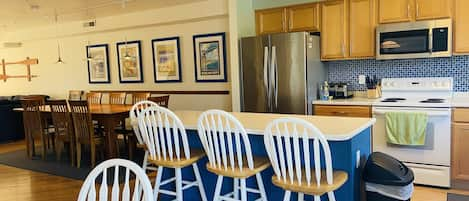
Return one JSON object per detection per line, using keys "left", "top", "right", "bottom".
{"left": 376, "top": 19, "right": 452, "bottom": 60}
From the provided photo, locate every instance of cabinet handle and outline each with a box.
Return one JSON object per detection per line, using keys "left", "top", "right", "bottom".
{"left": 416, "top": 3, "right": 419, "bottom": 17}
{"left": 407, "top": 3, "right": 411, "bottom": 19}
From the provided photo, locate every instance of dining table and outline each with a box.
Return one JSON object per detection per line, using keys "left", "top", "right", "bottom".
{"left": 15, "top": 104, "right": 133, "bottom": 158}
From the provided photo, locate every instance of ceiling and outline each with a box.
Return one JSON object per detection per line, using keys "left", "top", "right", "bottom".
{"left": 0, "top": 0, "right": 203, "bottom": 31}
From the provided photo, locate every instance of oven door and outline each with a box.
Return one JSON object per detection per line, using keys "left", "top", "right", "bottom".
{"left": 372, "top": 107, "right": 451, "bottom": 166}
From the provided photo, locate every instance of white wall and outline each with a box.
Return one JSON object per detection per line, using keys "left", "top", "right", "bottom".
{"left": 0, "top": 0, "right": 232, "bottom": 111}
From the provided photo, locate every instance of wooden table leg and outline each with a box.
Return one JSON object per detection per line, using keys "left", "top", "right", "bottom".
{"left": 102, "top": 117, "right": 119, "bottom": 158}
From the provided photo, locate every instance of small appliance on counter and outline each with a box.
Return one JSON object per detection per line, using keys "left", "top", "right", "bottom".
{"left": 329, "top": 82, "right": 354, "bottom": 99}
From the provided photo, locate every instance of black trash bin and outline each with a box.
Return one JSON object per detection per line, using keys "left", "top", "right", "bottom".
{"left": 363, "top": 152, "right": 415, "bottom": 201}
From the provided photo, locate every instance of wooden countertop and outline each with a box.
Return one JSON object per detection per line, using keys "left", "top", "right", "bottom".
{"left": 174, "top": 110, "right": 376, "bottom": 141}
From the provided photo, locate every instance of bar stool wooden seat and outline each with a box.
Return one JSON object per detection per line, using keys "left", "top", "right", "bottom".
{"left": 264, "top": 117, "right": 348, "bottom": 201}
{"left": 197, "top": 110, "right": 269, "bottom": 201}
{"left": 138, "top": 106, "right": 207, "bottom": 201}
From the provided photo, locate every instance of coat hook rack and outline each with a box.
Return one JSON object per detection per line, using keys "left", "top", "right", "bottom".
{"left": 1, "top": 57, "right": 39, "bottom": 82}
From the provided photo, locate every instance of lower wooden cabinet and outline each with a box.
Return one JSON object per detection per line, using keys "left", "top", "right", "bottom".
{"left": 452, "top": 108, "right": 469, "bottom": 188}
{"left": 314, "top": 105, "right": 372, "bottom": 118}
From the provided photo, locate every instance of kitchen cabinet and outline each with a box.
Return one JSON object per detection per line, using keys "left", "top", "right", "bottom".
{"left": 378, "top": 0, "right": 413, "bottom": 23}
{"left": 350, "top": 0, "right": 377, "bottom": 58}
{"left": 415, "top": 0, "right": 451, "bottom": 20}
{"left": 321, "top": 0, "right": 349, "bottom": 60}
{"left": 452, "top": 108, "right": 469, "bottom": 189}
{"left": 255, "top": 3, "right": 321, "bottom": 35}
{"left": 314, "top": 105, "right": 372, "bottom": 118}
{"left": 378, "top": 0, "right": 451, "bottom": 23}
{"left": 288, "top": 3, "right": 321, "bottom": 32}
{"left": 256, "top": 8, "right": 287, "bottom": 35}
{"left": 453, "top": 0, "right": 469, "bottom": 54}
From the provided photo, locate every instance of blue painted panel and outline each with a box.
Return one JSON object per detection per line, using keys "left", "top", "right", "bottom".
{"left": 157, "top": 128, "right": 372, "bottom": 201}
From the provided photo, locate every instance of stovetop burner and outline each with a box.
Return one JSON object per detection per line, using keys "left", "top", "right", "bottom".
{"left": 420, "top": 98, "right": 446, "bottom": 103}
{"left": 381, "top": 98, "right": 407, "bottom": 103}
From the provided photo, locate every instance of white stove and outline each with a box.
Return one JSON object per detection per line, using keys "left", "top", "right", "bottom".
{"left": 372, "top": 77, "right": 453, "bottom": 188}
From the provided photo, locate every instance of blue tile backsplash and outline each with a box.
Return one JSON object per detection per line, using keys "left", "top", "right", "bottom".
{"left": 327, "top": 56, "right": 469, "bottom": 92}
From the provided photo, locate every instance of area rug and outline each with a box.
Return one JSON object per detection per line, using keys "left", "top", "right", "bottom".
{"left": 0, "top": 149, "right": 91, "bottom": 180}
{"left": 447, "top": 193, "right": 469, "bottom": 201}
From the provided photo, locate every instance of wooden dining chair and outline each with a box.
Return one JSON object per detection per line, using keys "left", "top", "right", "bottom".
{"left": 69, "top": 100, "right": 105, "bottom": 168}
{"left": 131, "top": 92, "right": 151, "bottom": 104}
{"left": 138, "top": 106, "right": 207, "bottom": 201}
{"left": 86, "top": 92, "right": 102, "bottom": 105}
{"left": 109, "top": 92, "right": 126, "bottom": 105}
{"left": 69, "top": 90, "right": 84, "bottom": 101}
{"left": 197, "top": 110, "right": 269, "bottom": 201}
{"left": 49, "top": 100, "right": 76, "bottom": 166}
{"left": 263, "top": 117, "right": 348, "bottom": 201}
{"left": 148, "top": 95, "right": 170, "bottom": 108}
{"left": 21, "top": 99, "right": 48, "bottom": 159}
{"left": 77, "top": 159, "right": 154, "bottom": 201}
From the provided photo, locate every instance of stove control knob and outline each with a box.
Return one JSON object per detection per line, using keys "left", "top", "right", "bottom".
{"left": 443, "top": 82, "right": 451, "bottom": 88}
{"left": 433, "top": 82, "right": 441, "bottom": 87}
{"left": 391, "top": 82, "right": 397, "bottom": 87}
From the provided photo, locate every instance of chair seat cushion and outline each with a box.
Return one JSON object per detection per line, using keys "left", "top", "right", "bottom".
{"left": 271, "top": 169, "right": 348, "bottom": 196}
{"left": 206, "top": 156, "right": 271, "bottom": 179}
{"left": 148, "top": 149, "right": 205, "bottom": 168}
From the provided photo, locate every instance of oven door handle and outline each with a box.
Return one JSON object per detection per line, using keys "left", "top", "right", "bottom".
{"left": 373, "top": 109, "right": 451, "bottom": 117}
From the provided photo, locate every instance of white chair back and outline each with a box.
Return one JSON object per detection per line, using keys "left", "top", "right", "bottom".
{"left": 264, "top": 117, "right": 333, "bottom": 187}
{"left": 77, "top": 159, "right": 154, "bottom": 201}
{"left": 197, "top": 110, "right": 254, "bottom": 171}
{"left": 138, "top": 106, "right": 190, "bottom": 161}
{"left": 130, "top": 100, "right": 159, "bottom": 145}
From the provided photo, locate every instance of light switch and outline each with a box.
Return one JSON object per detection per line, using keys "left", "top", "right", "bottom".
{"left": 359, "top": 75, "right": 366, "bottom": 85}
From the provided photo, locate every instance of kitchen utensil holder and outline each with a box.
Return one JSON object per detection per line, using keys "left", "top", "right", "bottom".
{"left": 367, "top": 87, "right": 381, "bottom": 99}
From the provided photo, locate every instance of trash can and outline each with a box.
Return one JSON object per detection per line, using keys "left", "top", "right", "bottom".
{"left": 363, "top": 152, "right": 415, "bottom": 201}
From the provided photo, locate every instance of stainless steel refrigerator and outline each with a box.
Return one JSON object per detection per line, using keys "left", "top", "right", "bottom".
{"left": 239, "top": 32, "right": 326, "bottom": 115}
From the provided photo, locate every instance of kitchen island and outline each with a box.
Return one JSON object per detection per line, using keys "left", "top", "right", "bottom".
{"left": 159, "top": 111, "right": 376, "bottom": 201}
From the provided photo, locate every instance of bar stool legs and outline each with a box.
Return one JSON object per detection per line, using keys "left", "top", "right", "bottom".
{"left": 153, "top": 165, "right": 207, "bottom": 201}
{"left": 212, "top": 174, "right": 267, "bottom": 201}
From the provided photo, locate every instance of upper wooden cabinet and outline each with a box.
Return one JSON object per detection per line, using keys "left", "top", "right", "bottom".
{"left": 415, "top": 0, "right": 452, "bottom": 20}
{"left": 255, "top": 3, "right": 321, "bottom": 35}
{"left": 321, "top": 0, "right": 349, "bottom": 60}
{"left": 350, "top": 0, "right": 377, "bottom": 58}
{"left": 288, "top": 3, "right": 321, "bottom": 32}
{"left": 378, "top": 0, "right": 451, "bottom": 23}
{"left": 256, "top": 8, "right": 287, "bottom": 35}
{"left": 453, "top": 0, "right": 469, "bottom": 54}
{"left": 379, "top": 0, "right": 413, "bottom": 23}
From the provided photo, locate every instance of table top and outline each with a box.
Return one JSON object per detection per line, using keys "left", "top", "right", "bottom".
{"left": 14, "top": 104, "right": 133, "bottom": 115}
{"left": 174, "top": 110, "right": 376, "bottom": 141}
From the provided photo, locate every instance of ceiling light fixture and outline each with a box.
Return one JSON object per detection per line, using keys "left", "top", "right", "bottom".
{"left": 54, "top": 10, "right": 65, "bottom": 64}
{"left": 121, "top": 37, "right": 135, "bottom": 61}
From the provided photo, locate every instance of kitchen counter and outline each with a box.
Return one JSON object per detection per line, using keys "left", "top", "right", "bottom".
{"left": 313, "top": 97, "right": 379, "bottom": 106}
{"left": 169, "top": 110, "right": 374, "bottom": 201}
{"left": 174, "top": 110, "right": 376, "bottom": 141}
{"left": 452, "top": 93, "right": 469, "bottom": 108}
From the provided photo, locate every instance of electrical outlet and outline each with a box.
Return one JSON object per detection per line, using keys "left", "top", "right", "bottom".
{"left": 359, "top": 75, "right": 366, "bottom": 85}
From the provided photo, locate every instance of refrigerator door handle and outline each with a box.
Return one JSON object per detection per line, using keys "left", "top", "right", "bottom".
{"left": 263, "top": 46, "right": 270, "bottom": 111}
{"left": 270, "top": 46, "right": 278, "bottom": 112}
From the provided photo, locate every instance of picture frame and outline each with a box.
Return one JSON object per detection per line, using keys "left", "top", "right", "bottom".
{"left": 193, "top": 32, "right": 227, "bottom": 82}
{"left": 152, "top": 37, "right": 182, "bottom": 83}
{"left": 86, "top": 44, "right": 110, "bottom": 84}
{"left": 116, "top": 40, "right": 143, "bottom": 83}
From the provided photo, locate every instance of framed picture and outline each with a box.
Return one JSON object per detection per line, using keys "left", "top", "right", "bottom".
{"left": 152, "top": 37, "right": 182, "bottom": 83}
{"left": 116, "top": 40, "right": 143, "bottom": 83}
{"left": 86, "top": 44, "right": 110, "bottom": 84}
{"left": 193, "top": 32, "right": 227, "bottom": 82}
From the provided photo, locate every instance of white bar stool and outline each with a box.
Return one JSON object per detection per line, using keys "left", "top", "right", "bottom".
{"left": 138, "top": 106, "right": 207, "bottom": 201}
{"left": 197, "top": 109, "right": 269, "bottom": 201}
{"left": 264, "top": 117, "right": 348, "bottom": 201}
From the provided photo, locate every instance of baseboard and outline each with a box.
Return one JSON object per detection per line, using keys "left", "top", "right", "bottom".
{"left": 452, "top": 180, "right": 469, "bottom": 190}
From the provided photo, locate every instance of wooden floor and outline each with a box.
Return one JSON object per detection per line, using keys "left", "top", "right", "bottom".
{"left": 0, "top": 140, "right": 463, "bottom": 201}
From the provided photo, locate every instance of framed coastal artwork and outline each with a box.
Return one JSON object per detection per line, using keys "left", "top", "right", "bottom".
{"left": 86, "top": 44, "right": 110, "bottom": 84}
{"left": 152, "top": 37, "right": 182, "bottom": 83}
{"left": 193, "top": 32, "right": 227, "bottom": 82}
{"left": 116, "top": 40, "right": 143, "bottom": 83}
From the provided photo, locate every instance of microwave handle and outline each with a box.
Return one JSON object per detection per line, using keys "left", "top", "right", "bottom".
{"left": 429, "top": 29, "right": 433, "bottom": 53}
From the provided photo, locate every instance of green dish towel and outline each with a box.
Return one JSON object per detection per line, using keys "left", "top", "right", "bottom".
{"left": 385, "top": 112, "right": 428, "bottom": 146}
